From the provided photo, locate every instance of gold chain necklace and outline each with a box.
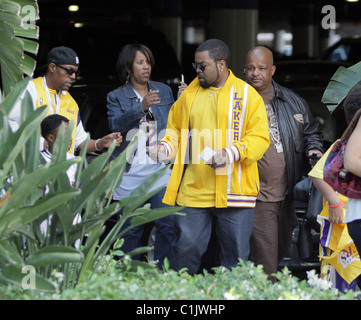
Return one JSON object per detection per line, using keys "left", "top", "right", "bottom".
{"left": 208, "top": 86, "right": 222, "bottom": 97}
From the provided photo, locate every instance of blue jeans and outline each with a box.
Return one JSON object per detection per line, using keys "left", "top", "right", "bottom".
{"left": 118, "top": 187, "right": 175, "bottom": 267}
{"left": 347, "top": 220, "right": 361, "bottom": 257}
{"left": 170, "top": 206, "right": 254, "bottom": 275}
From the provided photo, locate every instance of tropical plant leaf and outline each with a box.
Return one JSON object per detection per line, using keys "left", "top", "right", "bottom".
{"left": 77, "top": 223, "right": 105, "bottom": 284}
{"left": 11, "top": 23, "right": 39, "bottom": 39}
{"left": 0, "top": 265, "right": 56, "bottom": 291}
{"left": 26, "top": 245, "right": 84, "bottom": 267}
{"left": 71, "top": 171, "right": 108, "bottom": 215}
{"left": 0, "top": 0, "right": 39, "bottom": 96}
{"left": 126, "top": 246, "right": 154, "bottom": 258}
{"left": 19, "top": 52, "right": 36, "bottom": 75}
{"left": 0, "top": 76, "right": 29, "bottom": 115}
{"left": 0, "top": 241, "right": 23, "bottom": 265}
{"left": 0, "top": 106, "right": 47, "bottom": 180}
{"left": 0, "top": 10, "right": 22, "bottom": 25}
{"left": 322, "top": 61, "right": 361, "bottom": 113}
{"left": 0, "top": 189, "right": 81, "bottom": 234}
{"left": 119, "top": 165, "right": 171, "bottom": 215}
{"left": 121, "top": 206, "right": 181, "bottom": 237}
{"left": 79, "top": 150, "right": 113, "bottom": 185}
{"left": 2, "top": 0, "right": 21, "bottom": 15}
{"left": 0, "top": 158, "right": 81, "bottom": 215}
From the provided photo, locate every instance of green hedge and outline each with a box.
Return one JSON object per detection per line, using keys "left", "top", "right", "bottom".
{"left": 2, "top": 256, "right": 359, "bottom": 300}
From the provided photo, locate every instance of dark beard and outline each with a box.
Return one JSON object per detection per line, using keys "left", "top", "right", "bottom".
{"left": 198, "top": 67, "right": 220, "bottom": 89}
{"left": 198, "top": 77, "right": 210, "bottom": 88}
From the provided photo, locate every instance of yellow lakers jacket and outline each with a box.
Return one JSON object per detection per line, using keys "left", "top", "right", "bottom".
{"left": 160, "top": 70, "right": 270, "bottom": 208}
{"left": 8, "top": 77, "right": 88, "bottom": 155}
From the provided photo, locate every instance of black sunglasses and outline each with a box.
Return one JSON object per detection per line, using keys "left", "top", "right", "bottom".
{"left": 192, "top": 62, "right": 206, "bottom": 72}
{"left": 192, "top": 60, "right": 219, "bottom": 72}
{"left": 56, "top": 64, "right": 80, "bottom": 77}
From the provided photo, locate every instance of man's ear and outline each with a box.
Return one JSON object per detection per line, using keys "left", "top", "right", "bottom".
{"left": 48, "top": 63, "right": 56, "bottom": 73}
{"left": 218, "top": 59, "right": 227, "bottom": 72}
{"left": 47, "top": 133, "right": 56, "bottom": 143}
{"left": 271, "top": 65, "right": 276, "bottom": 76}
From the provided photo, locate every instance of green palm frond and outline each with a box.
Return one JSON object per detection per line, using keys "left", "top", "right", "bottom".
{"left": 0, "top": 0, "right": 39, "bottom": 96}
{"left": 322, "top": 61, "right": 361, "bottom": 113}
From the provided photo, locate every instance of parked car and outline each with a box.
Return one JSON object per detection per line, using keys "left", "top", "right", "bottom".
{"left": 273, "top": 59, "right": 350, "bottom": 145}
{"left": 320, "top": 36, "right": 361, "bottom": 64}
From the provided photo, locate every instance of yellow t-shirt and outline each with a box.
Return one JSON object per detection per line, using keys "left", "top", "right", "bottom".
{"left": 176, "top": 86, "right": 221, "bottom": 207}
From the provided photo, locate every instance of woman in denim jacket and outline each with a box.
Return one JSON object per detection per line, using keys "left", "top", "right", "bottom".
{"left": 106, "top": 43, "right": 175, "bottom": 267}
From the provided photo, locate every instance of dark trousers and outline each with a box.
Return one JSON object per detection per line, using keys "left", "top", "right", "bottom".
{"left": 347, "top": 220, "right": 361, "bottom": 257}
{"left": 250, "top": 198, "right": 297, "bottom": 275}
{"left": 170, "top": 206, "right": 254, "bottom": 275}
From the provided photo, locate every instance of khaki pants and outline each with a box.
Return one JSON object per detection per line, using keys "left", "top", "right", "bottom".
{"left": 249, "top": 198, "right": 298, "bottom": 276}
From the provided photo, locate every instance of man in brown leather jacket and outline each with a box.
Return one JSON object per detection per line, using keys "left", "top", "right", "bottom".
{"left": 245, "top": 46, "right": 324, "bottom": 279}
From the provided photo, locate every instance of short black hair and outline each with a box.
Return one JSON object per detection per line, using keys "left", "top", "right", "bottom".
{"left": 343, "top": 84, "right": 361, "bottom": 124}
{"left": 115, "top": 43, "right": 155, "bottom": 85}
{"left": 196, "top": 39, "right": 230, "bottom": 66}
{"left": 41, "top": 114, "right": 69, "bottom": 139}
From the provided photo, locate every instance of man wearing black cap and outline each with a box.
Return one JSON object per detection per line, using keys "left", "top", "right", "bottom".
{"left": 9, "top": 46, "right": 122, "bottom": 154}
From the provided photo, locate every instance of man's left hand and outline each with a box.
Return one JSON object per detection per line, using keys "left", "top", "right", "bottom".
{"left": 208, "top": 149, "right": 228, "bottom": 169}
{"left": 308, "top": 149, "right": 323, "bottom": 167}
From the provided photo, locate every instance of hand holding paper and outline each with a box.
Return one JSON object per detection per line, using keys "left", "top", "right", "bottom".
{"left": 199, "top": 146, "right": 228, "bottom": 169}
{"left": 198, "top": 146, "right": 216, "bottom": 163}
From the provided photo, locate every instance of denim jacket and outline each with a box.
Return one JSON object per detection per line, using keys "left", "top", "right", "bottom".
{"left": 107, "top": 81, "right": 174, "bottom": 158}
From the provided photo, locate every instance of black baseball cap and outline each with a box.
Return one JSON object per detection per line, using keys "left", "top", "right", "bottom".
{"left": 47, "top": 46, "right": 80, "bottom": 66}
{"left": 37, "top": 46, "right": 79, "bottom": 74}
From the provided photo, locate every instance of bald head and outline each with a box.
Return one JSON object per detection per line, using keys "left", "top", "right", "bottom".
{"left": 246, "top": 46, "right": 274, "bottom": 65}
{"left": 245, "top": 46, "right": 276, "bottom": 94}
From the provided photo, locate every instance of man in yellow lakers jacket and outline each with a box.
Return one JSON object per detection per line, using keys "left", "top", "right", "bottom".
{"left": 9, "top": 46, "right": 122, "bottom": 154}
{"left": 151, "top": 39, "right": 270, "bottom": 274}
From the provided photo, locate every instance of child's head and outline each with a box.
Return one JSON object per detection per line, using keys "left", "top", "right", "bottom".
{"left": 343, "top": 84, "right": 361, "bottom": 124}
{"left": 41, "top": 114, "right": 70, "bottom": 152}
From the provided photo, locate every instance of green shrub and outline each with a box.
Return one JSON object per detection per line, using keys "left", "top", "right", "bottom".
{"left": 2, "top": 255, "right": 359, "bottom": 300}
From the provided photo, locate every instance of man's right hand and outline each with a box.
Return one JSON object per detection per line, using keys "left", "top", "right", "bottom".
{"left": 148, "top": 144, "right": 169, "bottom": 163}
